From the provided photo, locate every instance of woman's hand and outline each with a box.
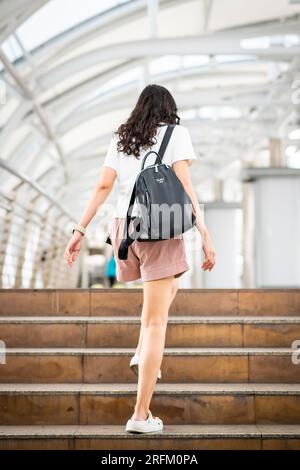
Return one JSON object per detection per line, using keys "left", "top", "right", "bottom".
{"left": 201, "top": 232, "right": 216, "bottom": 271}
{"left": 64, "top": 231, "right": 83, "bottom": 267}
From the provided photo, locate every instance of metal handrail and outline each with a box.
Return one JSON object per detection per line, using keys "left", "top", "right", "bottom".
{"left": 0, "top": 158, "right": 82, "bottom": 288}
{"left": 0, "top": 159, "right": 76, "bottom": 222}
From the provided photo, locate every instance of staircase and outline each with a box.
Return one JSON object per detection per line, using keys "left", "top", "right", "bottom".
{"left": 0, "top": 288, "right": 300, "bottom": 450}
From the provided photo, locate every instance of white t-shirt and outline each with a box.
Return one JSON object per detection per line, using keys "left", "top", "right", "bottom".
{"left": 103, "top": 123, "right": 197, "bottom": 218}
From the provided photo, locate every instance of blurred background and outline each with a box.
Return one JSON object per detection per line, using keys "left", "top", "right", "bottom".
{"left": 0, "top": 0, "right": 300, "bottom": 289}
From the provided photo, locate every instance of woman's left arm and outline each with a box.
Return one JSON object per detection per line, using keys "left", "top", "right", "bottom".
{"left": 76, "top": 166, "right": 116, "bottom": 230}
{"left": 172, "top": 160, "right": 216, "bottom": 272}
{"left": 64, "top": 166, "right": 116, "bottom": 267}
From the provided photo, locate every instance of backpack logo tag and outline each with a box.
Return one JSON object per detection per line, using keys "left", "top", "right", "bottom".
{"left": 156, "top": 177, "right": 165, "bottom": 184}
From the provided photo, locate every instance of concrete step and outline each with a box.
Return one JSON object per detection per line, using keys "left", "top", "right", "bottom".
{"left": 1, "top": 348, "right": 299, "bottom": 383}
{"left": 1, "top": 316, "right": 300, "bottom": 348}
{"left": 0, "top": 383, "right": 300, "bottom": 426}
{"left": 0, "top": 424, "right": 300, "bottom": 450}
{"left": 1, "top": 289, "right": 300, "bottom": 316}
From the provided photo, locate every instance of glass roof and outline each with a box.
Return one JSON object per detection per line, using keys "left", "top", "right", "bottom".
{"left": 2, "top": 0, "right": 130, "bottom": 61}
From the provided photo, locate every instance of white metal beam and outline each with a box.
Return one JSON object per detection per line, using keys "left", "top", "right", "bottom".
{"left": 0, "top": 47, "right": 68, "bottom": 182}
{"left": 147, "top": 0, "right": 159, "bottom": 37}
{"left": 37, "top": 36, "right": 300, "bottom": 90}
{"left": 18, "top": 4, "right": 300, "bottom": 76}
{"left": 203, "top": 0, "right": 214, "bottom": 32}
{"left": 56, "top": 84, "right": 290, "bottom": 135}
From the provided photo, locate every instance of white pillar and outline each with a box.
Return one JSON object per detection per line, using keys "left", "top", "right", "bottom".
{"left": 241, "top": 167, "right": 300, "bottom": 287}
{"left": 269, "top": 138, "right": 285, "bottom": 167}
{"left": 182, "top": 179, "right": 243, "bottom": 289}
{"left": 180, "top": 202, "right": 242, "bottom": 288}
{"left": 202, "top": 202, "right": 242, "bottom": 288}
{"left": 242, "top": 182, "right": 255, "bottom": 288}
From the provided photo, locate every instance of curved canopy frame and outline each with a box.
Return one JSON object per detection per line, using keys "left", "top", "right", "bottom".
{"left": 1, "top": 0, "right": 300, "bottom": 219}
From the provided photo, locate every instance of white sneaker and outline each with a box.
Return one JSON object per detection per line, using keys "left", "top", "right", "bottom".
{"left": 130, "top": 354, "right": 162, "bottom": 380}
{"left": 126, "top": 410, "right": 163, "bottom": 433}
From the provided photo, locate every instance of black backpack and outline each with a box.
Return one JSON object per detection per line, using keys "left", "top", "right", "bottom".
{"left": 118, "top": 124, "right": 196, "bottom": 260}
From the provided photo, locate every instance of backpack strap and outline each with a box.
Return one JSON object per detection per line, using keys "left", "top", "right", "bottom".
{"left": 141, "top": 124, "right": 176, "bottom": 170}
{"left": 155, "top": 124, "right": 176, "bottom": 163}
{"left": 118, "top": 180, "right": 139, "bottom": 260}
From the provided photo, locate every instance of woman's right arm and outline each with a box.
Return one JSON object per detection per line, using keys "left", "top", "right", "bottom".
{"left": 64, "top": 166, "right": 116, "bottom": 268}
{"left": 172, "top": 160, "right": 216, "bottom": 271}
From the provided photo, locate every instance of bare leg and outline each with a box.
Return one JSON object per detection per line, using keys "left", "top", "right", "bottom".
{"left": 134, "top": 277, "right": 179, "bottom": 356}
{"left": 131, "top": 275, "right": 175, "bottom": 420}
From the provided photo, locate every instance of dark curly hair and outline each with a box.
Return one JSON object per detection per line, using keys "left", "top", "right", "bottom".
{"left": 114, "top": 84, "right": 180, "bottom": 158}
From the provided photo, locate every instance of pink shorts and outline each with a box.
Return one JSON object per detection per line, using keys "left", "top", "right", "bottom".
{"left": 110, "top": 217, "right": 190, "bottom": 282}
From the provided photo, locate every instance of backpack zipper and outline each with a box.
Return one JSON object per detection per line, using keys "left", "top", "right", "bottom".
{"left": 139, "top": 162, "right": 169, "bottom": 175}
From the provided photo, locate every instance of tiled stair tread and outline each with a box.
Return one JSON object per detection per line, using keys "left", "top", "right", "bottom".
{"left": 4, "top": 347, "right": 295, "bottom": 355}
{"left": 1, "top": 424, "right": 300, "bottom": 439}
{"left": 2, "top": 288, "right": 300, "bottom": 291}
{"left": 0, "top": 383, "right": 300, "bottom": 395}
{"left": 1, "top": 316, "right": 300, "bottom": 324}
